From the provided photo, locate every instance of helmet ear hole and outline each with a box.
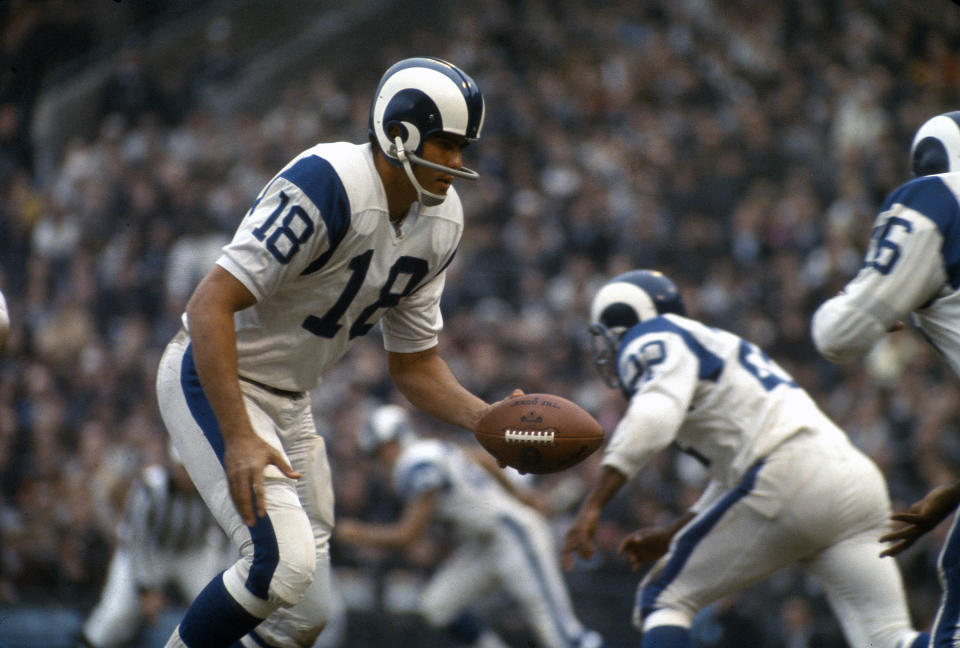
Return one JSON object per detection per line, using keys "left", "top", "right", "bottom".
{"left": 600, "top": 303, "right": 640, "bottom": 329}
{"left": 912, "top": 137, "right": 950, "bottom": 176}
{"left": 386, "top": 122, "right": 409, "bottom": 142}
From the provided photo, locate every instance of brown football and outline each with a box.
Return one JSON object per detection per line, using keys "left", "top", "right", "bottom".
{"left": 474, "top": 393, "right": 605, "bottom": 474}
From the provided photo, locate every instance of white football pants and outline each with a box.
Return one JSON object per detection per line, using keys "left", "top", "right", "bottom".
{"left": 157, "top": 330, "right": 336, "bottom": 647}
{"left": 636, "top": 428, "right": 922, "bottom": 648}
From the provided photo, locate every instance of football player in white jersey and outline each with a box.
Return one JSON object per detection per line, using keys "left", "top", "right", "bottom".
{"left": 562, "top": 270, "right": 927, "bottom": 648}
{"left": 813, "top": 110, "right": 960, "bottom": 646}
{"left": 155, "top": 57, "right": 511, "bottom": 648}
{"left": 335, "top": 404, "right": 606, "bottom": 648}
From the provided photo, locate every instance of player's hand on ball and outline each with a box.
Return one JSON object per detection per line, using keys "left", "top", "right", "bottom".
{"left": 225, "top": 430, "right": 301, "bottom": 526}
{"left": 480, "top": 389, "right": 525, "bottom": 470}
{"left": 618, "top": 526, "right": 672, "bottom": 571}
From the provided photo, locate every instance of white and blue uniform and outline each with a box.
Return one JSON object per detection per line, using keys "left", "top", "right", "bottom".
{"left": 393, "top": 438, "right": 603, "bottom": 648}
{"left": 156, "top": 141, "right": 462, "bottom": 648}
{"left": 605, "top": 314, "right": 922, "bottom": 648}
{"left": 814, "top": 171, "right": 960, "bottom": 646}
{"left": 814, "top": 173, "right": 960, "bottom": 374}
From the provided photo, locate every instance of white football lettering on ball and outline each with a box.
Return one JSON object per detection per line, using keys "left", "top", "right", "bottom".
{"left": 504, "top": 428, "right": 556, "bottom": 444}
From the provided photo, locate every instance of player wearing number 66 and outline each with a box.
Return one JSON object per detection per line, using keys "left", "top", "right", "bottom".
{"left": 154, "top": 57, "right": 517, "bottom": 648}
{"left": 813, "top": 111, "right": 960, "bottom": 646}
{"left": 561, "top": 270, "right": 927, "bottom": 648}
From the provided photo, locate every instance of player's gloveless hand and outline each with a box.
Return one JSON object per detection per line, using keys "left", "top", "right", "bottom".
{"left": 561, "top": 507, "right": 599, "bottom": 571}
{"left": 619, "top": 526, "right": 673, "bottom": 571}
{"left": 485, "top": 388, "right": 525, "bottom": 470}
{"left": 880, "top": 484, "right": 960, "bottom": 557}
{"left": 225, "top": 432, "right": 301, "bottom": 526}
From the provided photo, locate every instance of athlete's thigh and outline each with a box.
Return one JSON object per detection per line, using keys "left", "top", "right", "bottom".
{"left": 157, "top": 337, "right": 311, "bottom": 556}
{"left": 804, "top": 527, "right": 914, "bottom": 648}
{"left": 639, "top": 462, "right": 810, "bottom": 618}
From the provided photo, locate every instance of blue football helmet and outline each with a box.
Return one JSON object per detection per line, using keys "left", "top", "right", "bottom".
{"left": 588, "top": 270, "right": 685, "bottom": 389}
{"left": 356, "top": 404, "right": 415, "bottom": 455}
{"left": 369, "top": 56, "right": 485, "bottom": 206}
{"left": 910, "top": 110, "right": 960, "bottom": 176}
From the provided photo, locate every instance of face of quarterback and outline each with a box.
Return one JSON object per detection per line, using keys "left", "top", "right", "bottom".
{"left": 414, "top": 133, "right": 470, "bottom": 197}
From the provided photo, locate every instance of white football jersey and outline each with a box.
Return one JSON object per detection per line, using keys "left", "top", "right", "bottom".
{"left": 186, "top": 142, "right": 463, "bottom": 391}
{"left": 602, "top": 314, "right": 849, "bottom": 489}
{"left": 392, "top": 439, "right": 528, "bottom": 538}
{"left": 813, "top": 173, "right": 960, "bottom": 376}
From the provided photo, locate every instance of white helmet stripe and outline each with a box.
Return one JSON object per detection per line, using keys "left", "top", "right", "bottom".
{"left": 912, "top": 114, "right": 960, "bottom": 174}
{"left": 590, "top": 282, "right": 658, "bottom": 325}
{"left": 373, "top": 67, "right": 471, "bottom": 140}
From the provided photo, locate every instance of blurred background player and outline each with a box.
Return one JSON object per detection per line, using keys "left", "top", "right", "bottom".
{"left": 562, "top": 270, "right": 927, "bottom": 648}
{"left": 335, "top": 404, "right": 606, "bottom": 648}
{"left": 155, "top": 56, "right": 512, "bottom": 648}
{"left": 78, "top": 448, "right": 230, "bottom": 648}
{"left": 812, "top": 111, "right": 960, "bottom": 646}
{"left": 0, "top": 288, "right": 8, "bottom": 352}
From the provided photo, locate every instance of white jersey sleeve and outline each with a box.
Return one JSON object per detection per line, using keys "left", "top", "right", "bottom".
{"left": 601, "top": 321, "right": 699, "bottom": 479}
{"left": 812, "top": 175, "right": 952, "bottom": 362}
{"left": 811, "top": 174, "right": 960, "bottom": 368}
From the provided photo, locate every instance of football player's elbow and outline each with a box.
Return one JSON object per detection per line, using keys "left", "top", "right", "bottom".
{"left": 810, "top": 303, "right": 882, "bottom": 363}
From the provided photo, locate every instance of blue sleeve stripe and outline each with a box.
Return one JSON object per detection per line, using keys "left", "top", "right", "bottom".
{"left": 278, "top": 155, "right": 352, "bottom": 275}
{"left": 883, "top": 177, "right": 960, "bottom": 287}
{"left": 618, "top": 318, "right": 724, "bottom": 382}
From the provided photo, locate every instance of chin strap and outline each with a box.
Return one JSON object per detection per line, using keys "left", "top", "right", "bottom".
{"left": 393, "top": 136, "right": 479, "bottom": 207}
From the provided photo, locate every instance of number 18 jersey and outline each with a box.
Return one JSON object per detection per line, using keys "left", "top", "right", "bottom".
{"left": 191, "top": 142, "right": 462, "bottom": 392}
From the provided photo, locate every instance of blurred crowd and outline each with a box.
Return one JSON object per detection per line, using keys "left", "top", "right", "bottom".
{"left": 1, "top": 0, "right": 960, "bottom": 645}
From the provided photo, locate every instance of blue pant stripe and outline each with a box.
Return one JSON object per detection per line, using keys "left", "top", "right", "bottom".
{"left": 499, "top": 515, "right": 580, "bottom": 647}
{"left": 180, "top": 343, "right": 226, "bottom": 463}
{"left": 640, "top": 460, "right": 765, "bottom": 619}
{"left": 933, "top": 514, "right": 960, "bottom": 646}
{"left": 179, "top": 343, "right": 280, "bottom": 600}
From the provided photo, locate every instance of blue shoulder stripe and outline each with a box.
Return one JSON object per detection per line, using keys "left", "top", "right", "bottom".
{"left": 278, "top": 155, "right": 352, "bottom": 275}
{"left": 618, "top": 317, "right": 724, "bottom": 382}
{"left": 883, "top": 176, "right": 960, "bottom": 287}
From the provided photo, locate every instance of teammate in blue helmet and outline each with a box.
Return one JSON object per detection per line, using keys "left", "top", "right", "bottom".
{"left": 814, "top": 110, "right": 960, "bottom": 646}
{"left": 565, "top": 269, "right": 926, "bottom": 648}
{"left": 155, "top": 56, "right": 514, "bottom": 648}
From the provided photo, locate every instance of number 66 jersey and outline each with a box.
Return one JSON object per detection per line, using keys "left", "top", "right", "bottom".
{"left": 201, "top": 141, "right": 461, "bottom": 392}
{"left": 601, "top": 314, "right": 851, "bottom": 492}
{"left": 813, "top": 173, "right": 960, "bottom": 375}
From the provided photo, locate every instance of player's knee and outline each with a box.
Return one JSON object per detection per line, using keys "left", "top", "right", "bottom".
{"left": 267, "top": 549, "right": 317, "bottom": 606}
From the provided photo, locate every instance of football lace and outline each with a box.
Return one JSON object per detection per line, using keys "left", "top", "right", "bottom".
{"left": 503, "top": 428, "right": 557, "bottom": 444}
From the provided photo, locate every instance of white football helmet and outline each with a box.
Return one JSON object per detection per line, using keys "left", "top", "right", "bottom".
{"left": 356, "top": 404, "right": 415, "bottom": 455}
{"left": 910, "top": 110, "right": 960, "bottom": 176}
{"left": 369, "top": 56, "right": 485, "bottom": 206}
{"left": 588, "top": 270, "right": 685, "bottom": 389}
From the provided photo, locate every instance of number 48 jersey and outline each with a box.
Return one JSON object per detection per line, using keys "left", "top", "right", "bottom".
{"left": 195, "top": 142, "right": 462, "bottom": 392}
{"left": 603, "top": 314, "right": 849, "bottom": 490}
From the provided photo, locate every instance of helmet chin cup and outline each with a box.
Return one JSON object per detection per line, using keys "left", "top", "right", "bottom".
{"left": 392, "top": 136, "right": 479, "bottom": 207}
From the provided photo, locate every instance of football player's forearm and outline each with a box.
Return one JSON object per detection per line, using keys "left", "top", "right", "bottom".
{"left": 584, "top": 466, "right": 627, "bottom": 512}
{"left": 389, "top": 347, "right": 489, "bottom": 431}
{"left": 186, "top": 276, "right": 255, "bottom": 437}
{"left": 811, "top": 295, "right": 886, "bottom": 362}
